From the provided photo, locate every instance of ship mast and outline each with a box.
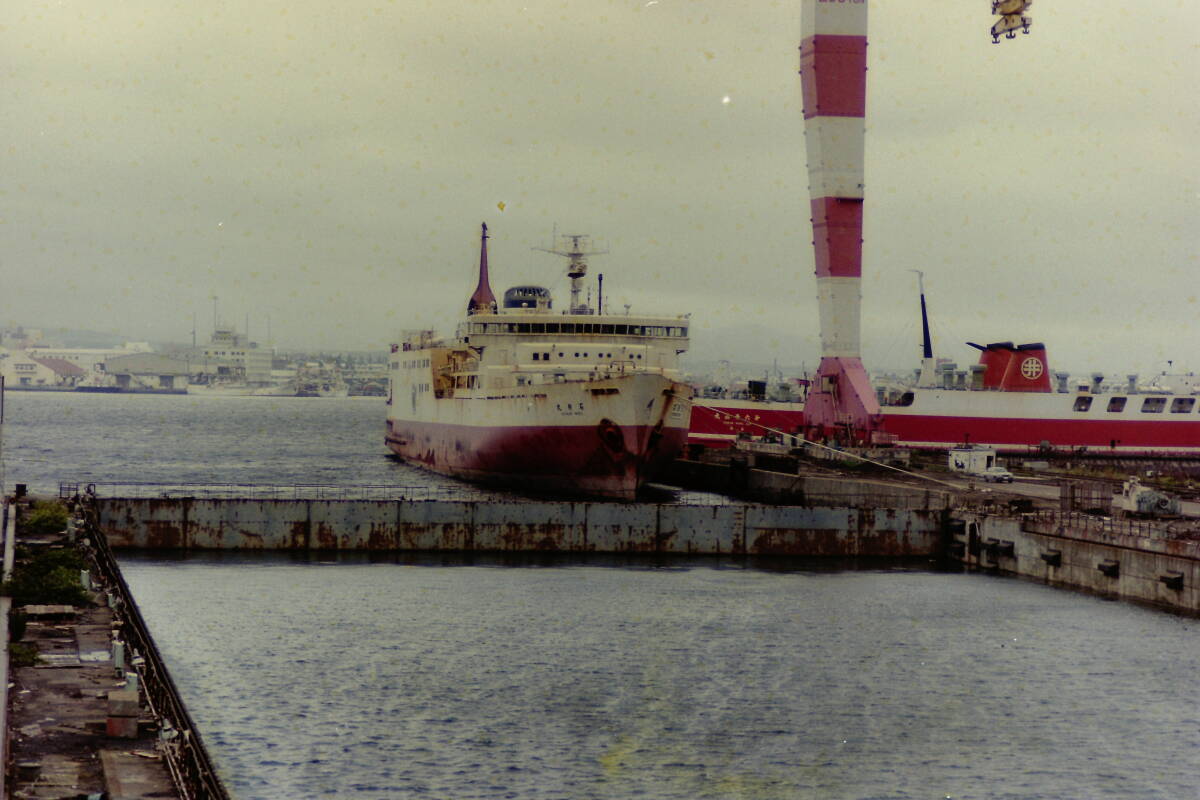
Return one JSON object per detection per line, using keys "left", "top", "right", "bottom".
{"left": 535, "top": 234, "right": 607, "bottom": 315}
{"left": 911, "top": 269, "right": 938, "bottom": 388}
{"left": 467, "top": 222, "right": 498, "bottom": 315}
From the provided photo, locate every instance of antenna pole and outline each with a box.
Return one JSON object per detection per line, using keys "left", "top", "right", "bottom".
{"left": 534, "top": 233, "right": 608, "bottom": 315}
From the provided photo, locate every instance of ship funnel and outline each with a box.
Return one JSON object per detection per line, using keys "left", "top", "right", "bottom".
{"left": 467, "top": 223, "right": 498, "bottom": 316}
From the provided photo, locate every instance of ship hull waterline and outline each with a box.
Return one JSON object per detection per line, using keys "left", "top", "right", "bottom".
{"left": 386, "top": 373, "right": 692, "bottom": 500}
{"left": 386, "top": 420, "right": 688, "bottom": 500}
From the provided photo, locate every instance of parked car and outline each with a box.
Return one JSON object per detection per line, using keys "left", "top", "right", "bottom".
{"left": 980, "top": 466, "right": 1014, "bottom": 483}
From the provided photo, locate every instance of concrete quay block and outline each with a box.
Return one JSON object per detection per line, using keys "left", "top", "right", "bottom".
{"left": 107, "top": 687, "right": 140, "bottom": 718}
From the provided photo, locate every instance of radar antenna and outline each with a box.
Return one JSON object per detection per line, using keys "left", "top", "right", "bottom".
{"left": 534, "top": 233, "right": 609, "bottom": 315}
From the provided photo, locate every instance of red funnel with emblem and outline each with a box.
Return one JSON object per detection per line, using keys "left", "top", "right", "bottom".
{"left": 969, "top": 342, "right": 1051, "bottom": 392}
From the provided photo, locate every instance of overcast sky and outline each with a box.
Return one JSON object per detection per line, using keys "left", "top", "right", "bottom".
{"left": 3, "top": 1, "right": 1196, "bottom": 377}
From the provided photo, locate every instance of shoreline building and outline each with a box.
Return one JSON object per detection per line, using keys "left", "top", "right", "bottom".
{"left": 194, "top": 325, "right": 273, "bottom": 385}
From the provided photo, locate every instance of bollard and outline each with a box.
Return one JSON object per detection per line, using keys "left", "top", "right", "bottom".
{"left": 112, "top": 640, "right": 126, "bottom": 677}
{"left": 80, "top": 569, "right": 92, "bottom": 592}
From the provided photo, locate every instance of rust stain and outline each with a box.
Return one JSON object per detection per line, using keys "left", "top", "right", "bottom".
{"left": 367, "top": 522, "right": 394, "bottom": 550}
{"left": 288, "top": 520, "right": 309, "bottom": 550}
{"left": 314, "top": 521, "right": 337, "bottom": 550}
{"left": 498, "top": 522, "right": 566, "bottom": 551}
{"left": 399, "top": 522, "right": 430, "bottom": 550}
{"left": 750, "top": 527, "right": 923, "bottom": 557}
{"left": 144, "top": 520, "right": 183, "bottom": 549}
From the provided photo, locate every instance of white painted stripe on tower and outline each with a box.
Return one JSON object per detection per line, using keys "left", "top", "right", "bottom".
{"left": 816, "top": 276, "right": 862, "bottom": 358}
{"left": 802, "top": 0, "right": 868, "bottom": 38}
{"left": 804, "top": 116, "right": 865, "bottom": 199}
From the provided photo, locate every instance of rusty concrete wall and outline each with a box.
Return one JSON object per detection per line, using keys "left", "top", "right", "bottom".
{"left": 95, "top": 498, "right": 944, "bottom": 557}
{"left": 666, "top": 460, "right": 955, "bottom": 509}
{"left": 952, "top": 513, "right": 1200, "bottom": 615}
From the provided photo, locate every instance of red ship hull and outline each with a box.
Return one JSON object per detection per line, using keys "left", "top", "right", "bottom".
{"left": 686, "top": 397, "right": 1200, "bottom": 456}
{"left": 880, "top": 411, "right": 1200, "bottom": 456}
{"left": 687, "top": 399, "right": 807, "bottom": 449}
{"left": 387, "top": 419, "right": 689, "bottom": 500}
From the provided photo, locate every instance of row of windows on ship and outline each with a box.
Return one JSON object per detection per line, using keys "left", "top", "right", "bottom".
{"left": 531, "top": 351, "right": 644, "bottom": 361}
{"left": 397, "top": 358, "right": 431, "bottom": 370}
{"left": 467, "top": 321, "right": 687, "bottom": 337}
{"left": 1073, "top": 395, "right": 1197, "bottom": 414}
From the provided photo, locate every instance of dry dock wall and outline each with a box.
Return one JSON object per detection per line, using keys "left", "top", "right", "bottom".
{"left": 951, "top": 512, "right": 1200, "bottom": 614}
{"left": 668, "top": 460, "right": 956, "bottom": 509}
{"left": 96, "top": 498, "right": 944, "bottom": 557}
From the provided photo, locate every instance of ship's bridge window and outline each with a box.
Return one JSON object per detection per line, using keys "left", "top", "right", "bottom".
{"left": 1140, "top": 397, "right": 1166, "bottom": 413}
{"left": 1073, "top": 396, "right": 1093, "bottom": 412}
{"left": 1170, "top": 397, "right": 1196, "bottom": 413}
{"left": 1107, "top": 397, "right": 1127, "bottom": 412}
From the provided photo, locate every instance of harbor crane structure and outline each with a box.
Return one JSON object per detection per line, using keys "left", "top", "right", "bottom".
{"left": 797, "top": 0, "right": 1032, "bottom": 445}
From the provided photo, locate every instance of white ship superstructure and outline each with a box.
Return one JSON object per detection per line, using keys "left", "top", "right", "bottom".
{"left": 386, "top": 225, "right": 692, "bottom": 499}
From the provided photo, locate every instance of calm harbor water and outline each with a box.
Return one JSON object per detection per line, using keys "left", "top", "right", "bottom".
{"left": 5, "top": 391, "right": 1200, "bottom": 798}
{"left": 122, "top": 554, "right": 1199, "bottom": 800}
{"left": 1, "top": 390, "right": 429, "bottom": 494}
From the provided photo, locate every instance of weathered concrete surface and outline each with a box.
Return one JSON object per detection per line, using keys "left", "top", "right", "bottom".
{"left": 96, "top": 498, "right": 946, "bottom": 557}
{"left": 668, "top": 459, "right": 957, "bottom": 509}
{"left": 952, "top": 512, "right": 1200, "bottom": 615}
{"left": 8, "top": 601, "right": 179, "bottom": 799}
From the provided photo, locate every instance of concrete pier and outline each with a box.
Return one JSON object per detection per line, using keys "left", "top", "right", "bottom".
{"left": 94, "top": 495, "right": 947, "bottom": 557}
{"left": 1, "top": 498, "right": 183, "bottom": 800}
{"left": 2, "top": 496, "right": 231, "bottom": 799}
{"left": 949, "top": 509, "right": 1200, "bottom": 615}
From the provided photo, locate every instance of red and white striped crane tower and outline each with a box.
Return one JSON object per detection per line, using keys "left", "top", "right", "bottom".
{"left": 797, "top": 1, "right": 1031, "bottom": 445}
{"left": 798, "top": 0, "right": 878, "bottom": 445}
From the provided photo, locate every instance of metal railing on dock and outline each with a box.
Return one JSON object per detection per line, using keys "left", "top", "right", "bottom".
{"left": 63, "top": 481, "right": 494, "bottom": 502}
{"left": 76, "top": 499, "right": 232, "bottom": 800}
